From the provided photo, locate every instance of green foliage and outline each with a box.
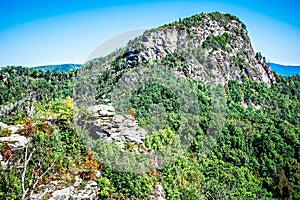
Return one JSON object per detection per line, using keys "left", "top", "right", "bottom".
{"left": 97, "top": 177, "right": 115, "bottom": 198}
{"left": 161, "top": 53, "right": 190, "bottom": 75}
{"left": 211, "top": 12, "right": 247, "bottom": 29}
{"left": 187, "top": 33, "right": 194, "bottom": 39}
{"left": 28, "top": 124, "right": 87, "bottom": 174}
{"left": 100, "top": 166, "right": 154, "bottom": 199}
{"left": 231, "top": 52, "right": 247, "bottom": 70}
{"left": 34, "top": 96, "right": 74, "bottom": 125}
{"left": 0, "top": 66, "right": 76, "bottom": 123}
{"left": 159, "top": 154, "right": 272, "bottom": 199}
{"left": 0, "top": 128, "right": 12, "bottom": 137}
{"left": 145, "top": 128, "right": 176, "bottom": 151}
{"left": 0, "top": 169, "right": 22, "bottom": 199}
{"left": 243, "top": 50, "right": 250, "bottom": 59}
{"left": 202, "top": 32, "right": 233, "bottom": 52}
{"left": 0, "top": 66, "right": 76, "bottom": 106}
{"left": 145, "top": 75, "right": 299, "bottom": 199}
{"left": 223, "top": 77, "right": 300, "bottom": 199}
{"left": 241, "top": 29, "right": 247, "bottom": 40}
{"left": 255, "top": 52, "right": 266, "bottom": 63}
{"left": 159, "top": 12, "right": 246, "bottom": 31}
{"left": 129, "top": 83, "right": 181, "bottom": 130}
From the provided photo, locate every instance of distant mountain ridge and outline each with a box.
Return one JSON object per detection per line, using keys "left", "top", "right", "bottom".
{"left": 31, "top": 62, "right": 300, "bottom": 77}
{"left": 33, "top": 64, "right": 81, "bottom": 73}
{"left": 269, "top": 63, "right": 300, "bottom": 77}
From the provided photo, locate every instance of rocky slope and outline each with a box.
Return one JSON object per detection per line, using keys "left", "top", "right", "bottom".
{"left": 127, "top": 12, "right": 275, "bottom": 86}
{"left": 84, "top": 12, "right": 275, "bottom": 89}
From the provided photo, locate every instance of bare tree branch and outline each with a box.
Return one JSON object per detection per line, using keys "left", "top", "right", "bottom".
{"left": 20, "top": 144, "right": 56, "bottom": 199}
{"left": 30, "top": 159, "right": 56, "bottom": 197}
{"left": 21, "top": 145, "right": 35, "bottom": 200}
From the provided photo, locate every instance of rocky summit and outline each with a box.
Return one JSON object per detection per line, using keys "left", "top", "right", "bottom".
{"left": 134, "top": 13, "right": 276, "bottom": 85}
{"left": 85, "top": 12, "right": 275, "bottom": 88}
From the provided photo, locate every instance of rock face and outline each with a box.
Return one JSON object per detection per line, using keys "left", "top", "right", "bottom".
{"left": 87, "top": 104, "right": 115, "bottom": 118}
{"left": 30, "top": 178, "right": 98, "bottom": 200}
{"left": 0, "top": 93, "right": 36, "bottom": 120}
{"left": 0, "top": 133, "right": 29, "bottom": 149}
{"left": 0, "top": 122, "right": 30, "bottom": 167}
{"left": 86, "top": 104, "right": 147, "bottom": 149}
{"left": 0, "top": 122, "right": 23, "bottom": 134}
{"left": 149, "top": 184, "right": 166, "bottom": 200}
{"left": 124, "top": 13, "right": 276, "bottom": 86}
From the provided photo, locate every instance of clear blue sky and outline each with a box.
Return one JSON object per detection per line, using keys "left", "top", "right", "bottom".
{"left": 0, "top": 0, "right": 299, "bottom": 66}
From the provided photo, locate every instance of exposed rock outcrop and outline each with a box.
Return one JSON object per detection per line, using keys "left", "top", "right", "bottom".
{"left": 0, "top": 133, "right": 29, "bottom": 149}
{"left": 30, "top": 178, "right": 98, "bottom": 200}
{"left": 0, "top": 122, "right": 23, "bottom": 134}
{"left": 0, "top": 92, "right": 37, "bottom": 119}
{"left": 0, "top": 122, "right": 30, "bottom": 167}
{"left": 123, "top": 13, "right": 276, "bottom": 86}
{"left": 86, "top": 104, "right": 147, "bottom": 149}
{"left": 149, "top": 184, "right": 166, "bottom": 200}
{"left": 82, "top": 14, "right": 276, "bottom": 89}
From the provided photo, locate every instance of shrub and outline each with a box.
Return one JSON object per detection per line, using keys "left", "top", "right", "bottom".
{"left": 202, "top": 32, "right": 233, "bottom": 52}
{"left": 0, "top": 128, "right": 12, "bottom": 137}
{"left": 145, "top": 128, "right": 176, "bottom": 151}
{"left": 0, "top": 169, "right": 22, "bottom": 199}
{"left": 97, "top": 177, "right": 115, "bottom": 198}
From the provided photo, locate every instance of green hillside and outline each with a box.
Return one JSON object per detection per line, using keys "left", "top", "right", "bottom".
{"left": 0, "top": 12, "right": 299, "bottom": 199}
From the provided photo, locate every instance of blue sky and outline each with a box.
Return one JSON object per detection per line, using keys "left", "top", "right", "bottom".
{"left": 0, "top": 0, "right": 299, "bottom": 66}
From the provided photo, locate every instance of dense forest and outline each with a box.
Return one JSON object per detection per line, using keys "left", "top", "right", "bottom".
{"left": 0, "top": 64, "right": 299, "bottom": 199}
{"left": 0, "top": 12, "right": 299, "bottom": 200}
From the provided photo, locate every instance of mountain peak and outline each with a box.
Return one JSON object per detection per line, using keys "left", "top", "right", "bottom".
{"left": 120, "top": 12, "right": 275, "bottom": 86}
{"left": 159, "top": 12, "right": 247, "bottom": 31}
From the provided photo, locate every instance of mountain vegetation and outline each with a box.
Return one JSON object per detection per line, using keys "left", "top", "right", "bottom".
{"left": 0, "top": 12, "right": 299, "bottom": 199}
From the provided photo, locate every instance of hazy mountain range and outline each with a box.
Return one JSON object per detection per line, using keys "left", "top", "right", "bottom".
{"left": 268, "top": 63, "right": 300, "bottom": 76}
{"left": 30, "top": 62, "right": 300, "bottom": 77}
{"left": 32, "top": 64, "right": 81, "bottom": 73}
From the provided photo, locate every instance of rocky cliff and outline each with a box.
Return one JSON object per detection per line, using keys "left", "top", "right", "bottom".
{"left": 86, "top": 104, "right": 146, "bottom": 150}
{"left": 127, "top": 12, "right": 275, "bottom": 86}
{"left": 84, "top": 12, "right": 275, "bottom": 89}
